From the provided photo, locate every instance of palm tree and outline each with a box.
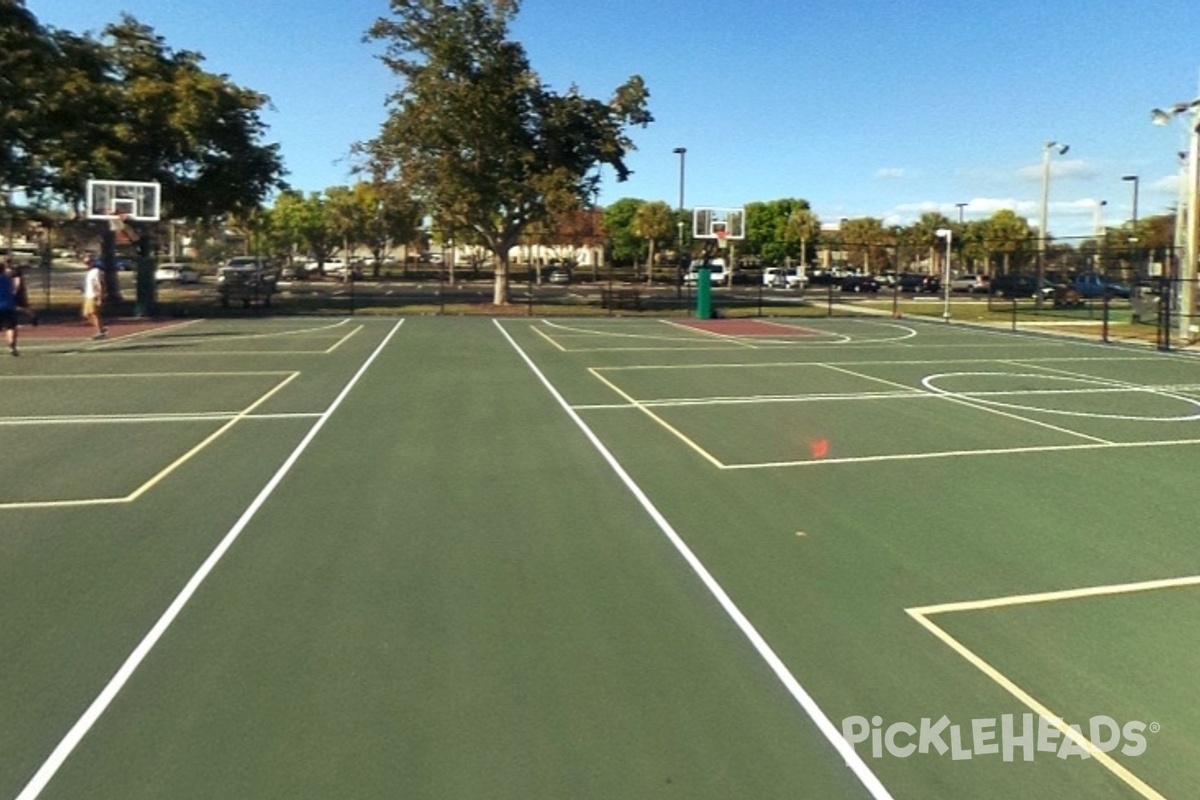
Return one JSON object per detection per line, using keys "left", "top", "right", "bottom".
{"left": 842, "top": 217, "right": 888, "bottom": 271}
{"left": 631, "top": 200, "right": 674, "bottom": 283}
{"left": 784, "top": 207, "right": 820, "bottom": 279}
{"left": 981, "top": 210, "right": 1034, "bottom": 276}
{"left": 912, "top": 212, "right": 954, "bottom": 275}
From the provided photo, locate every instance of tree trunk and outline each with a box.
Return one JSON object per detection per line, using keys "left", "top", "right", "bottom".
{"left": 493, "top": 252, "right": 510, "bottom": 305}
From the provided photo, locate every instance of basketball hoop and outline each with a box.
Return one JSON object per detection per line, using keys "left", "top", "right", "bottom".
{"left": 715, "top": 229, "right": 728, "bottom": 249}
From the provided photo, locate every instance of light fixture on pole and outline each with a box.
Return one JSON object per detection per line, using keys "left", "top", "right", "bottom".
{"left": 1152, "top": 99, "right": 1200, "bottom": 342}
{"left": 936, "top": 228, "right": 952, "bottom": 322}
{"left": 1038, "top": 141, "right": 1069, "bottom": 308}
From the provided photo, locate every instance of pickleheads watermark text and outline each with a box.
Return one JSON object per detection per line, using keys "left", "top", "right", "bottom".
{"left": 841, "top": 714, "right": 1156, "bottom": 761}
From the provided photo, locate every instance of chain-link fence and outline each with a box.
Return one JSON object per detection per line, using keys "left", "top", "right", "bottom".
{"left": 23, "top": 255, "right": 1200, "bottom": 353}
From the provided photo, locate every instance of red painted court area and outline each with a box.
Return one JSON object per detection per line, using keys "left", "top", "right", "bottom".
{"left": 676, "top": 318, "right": 821, "bottom": 337}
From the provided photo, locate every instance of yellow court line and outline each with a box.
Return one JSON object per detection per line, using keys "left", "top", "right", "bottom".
{"left": 322, "top": 324, "right": 363, "bottom": 353}
{"left": 531, "top": 324, "right": 568, "bottom": 352}
{"left": 0, "top": 371, "right": 296, "bottom": 381}
{"left": 907, "top": 611, "right": 1166, "bottom": 799}
{"left": 83, "top": 319, "right": 204, "bottom": 348}
{"left": 68, "top": 349, "right": 348, "bottom": 357}
{"left": 0, "top": 371, "right": 302, "bottom": 511}
{"left": 126, "top": 371, "right": 301, "bottom": 501}
{"left": 909, "top": 573, "right": 1200, "bottom": 616}
{"left": 586, "top": 367, "right": 725, "bottom": 468}
{"left": 905, "top": 574, "right": 1200, "bottom": 800}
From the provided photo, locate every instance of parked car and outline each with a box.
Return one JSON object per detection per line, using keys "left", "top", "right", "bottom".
{"left": 548, "top": 268, "right": 570, "bottom": 284}
{"left": 683, "top": 258, "right": 727, "bottom": 286}
{"left": 154, "top": 262, "right": 200, "bottom": 284}
{"left": 762, "top": 267, "right": 806, "bottom": 289}
{"left": 897, "top": 272, "right": 940, "bottom": 294}
{"left": 320, "top": 258, "right": 363, "bottom": 280}
{"left": 949, "top": 273, "right": 990, "bottom": 293}
{"left": 839, "top": 274, "right": 880, "bottom": 293}
{"left": 989, "top": 274, "right": 1056, "bottom": 301}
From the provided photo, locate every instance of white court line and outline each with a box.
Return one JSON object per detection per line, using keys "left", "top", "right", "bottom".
{"left": 0, "top": 412, "right": 323, "bottom": 426}
{"left": 587, "top": 367, "right": 724, "bottom": 468}
{"left": 721, "top": 436, "right": 1200, "bottom": 469}
{"left": 12, "top": 319, "right": 404, "bottom": 800}
{"left": 820, "top": 361, "right": 1113, "bottom": 445}
{"left": 496, "top": 319, "right": 894, "bottom": 800}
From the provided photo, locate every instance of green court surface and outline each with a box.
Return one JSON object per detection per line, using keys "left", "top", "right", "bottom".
{"left": 3, "top": 315, "right": 1199, "bottom": 799}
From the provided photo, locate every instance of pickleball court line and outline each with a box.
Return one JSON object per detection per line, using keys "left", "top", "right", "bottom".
{"left": 496, "top": 319, "right": 895, "bottom": 800}
{"left": 13, "top": 319, "right": 405, "bottom": 800}
{"left": 904, "top": 573, "right": 1200, "bottom": 800}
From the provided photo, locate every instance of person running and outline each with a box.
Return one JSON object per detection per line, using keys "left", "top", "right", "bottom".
{"left": 13, "top": 263, "right": 36, "bottom": 327}
{"left": 0, "top": 260, "right": 20, "bottom": 355}
{"left": 82, "top": 255, "right": 107, "bottom": 339}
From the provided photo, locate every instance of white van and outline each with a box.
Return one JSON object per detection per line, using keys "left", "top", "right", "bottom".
{"left": 763, "top": 267, "right": 806, "bottom": 289}
{"left": 684, "top": 258, "right": 727, "bottom": 286}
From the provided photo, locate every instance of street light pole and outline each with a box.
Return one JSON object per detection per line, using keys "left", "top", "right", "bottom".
{"left": 673, "top": 146, "right": 686, "bottom": 293}
{"left": 1093, "top": 200, "right": 1107, "bottom": 270}
{"left": 673, "top": 146, "right": 686, "bottom": 249}
{"left": 1038, "top": 141, "right": 1069, "bottom": 308}
{"left": 1122, "top": 174, "right": 1139, "bottom": 276}
{"left": 937, "top": 228, "right": 952, "bottom": 322}
{"left": 1152, "top": 99, "right": 1200, "bottom": 342}
{"left": 956, "top": 202, "right": 967, "bottom": 225}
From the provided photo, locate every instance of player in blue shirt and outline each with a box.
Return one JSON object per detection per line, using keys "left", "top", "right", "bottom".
{"left": 0, "top": 260, "right": 20, "bottom": 355}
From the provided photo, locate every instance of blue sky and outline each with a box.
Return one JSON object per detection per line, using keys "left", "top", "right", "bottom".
{"left": 27, "top": 0, "right": 1200, "bottom": 239}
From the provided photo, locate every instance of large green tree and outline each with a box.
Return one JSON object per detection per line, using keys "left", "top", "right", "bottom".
{"left": 602, "top": 197, "right": 644, "bottom": 267}
{"left": 2, "top": 7, "right": 285, "bottom": 220}
{"left": 91, "top": 16, "right": 286, "bottom": 219}
{"left": 363, "top": 0, "right": 652, "bottom": 304}
{"left": 0, "top": 1, "right": 59, "bottom": 192}
{"left": 746, "top": 198, "right": 811, "bottom": 267}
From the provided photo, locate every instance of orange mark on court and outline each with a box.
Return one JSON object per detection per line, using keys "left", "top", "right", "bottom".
{"left": 810, "top": 439, "right": 830, "bottom": 459}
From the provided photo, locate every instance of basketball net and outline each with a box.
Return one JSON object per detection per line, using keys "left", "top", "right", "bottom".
{"left": 716, "top": 229, "right": 728, "bottom": 250}
{"left": 108, "top": 211, "right": 129, "bottom": 235}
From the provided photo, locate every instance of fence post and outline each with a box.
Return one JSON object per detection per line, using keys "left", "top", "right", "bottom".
{"left": 1102, "top": 293, "right": 1109, "bottom": 343}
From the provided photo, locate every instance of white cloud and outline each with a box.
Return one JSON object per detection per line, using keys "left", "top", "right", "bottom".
{"left": 1016, "top": 158, "right": 1097, "bottom": 183}
{"left": 874, "top": 167, "right": 908, "bottom": 180}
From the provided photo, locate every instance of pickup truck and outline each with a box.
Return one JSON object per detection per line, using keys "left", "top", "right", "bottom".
{"left": 1069, "top": 272, "right": 1131, "bottom": 299}
{"left": 216, "top": 257, "right": 280, "bottom": 307}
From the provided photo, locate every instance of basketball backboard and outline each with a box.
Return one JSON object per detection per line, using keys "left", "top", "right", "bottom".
{"left": 85, "top": 180, "right": 161, "bottom": 221}
{"left": 692, "top": 206, "right": 745, "bottom": 240}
